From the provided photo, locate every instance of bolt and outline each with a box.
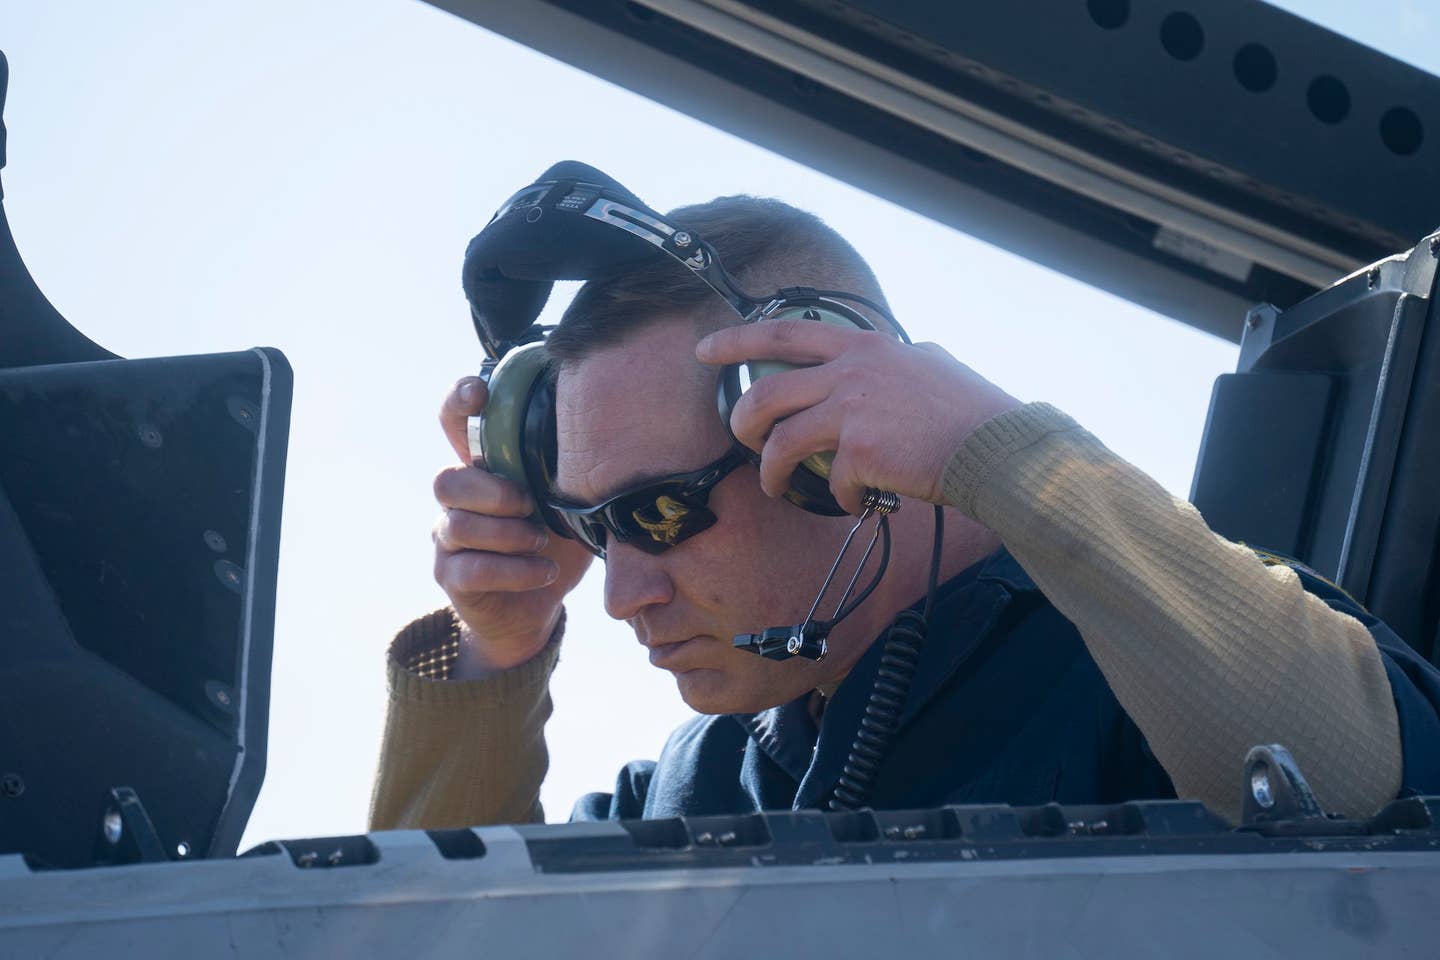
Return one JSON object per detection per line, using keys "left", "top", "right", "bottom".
{"left": 672, "top": 231, "right": 692, "bottom": 248}
{"left": 1430, "top": 236, "right": 1440, "bottom": 257}
{"left": 176, "top": 841, "right": 191, "bottom": 858}
{"left": 203, "top": 530, "right": 228, "bottom": 553}
{"left": 103, "top": 809, "right": 123, "bottom": 845}
{"left": 1251, "top": 766, "right": 1275, "bottom": 809}
{"left": 0, "top": 773, "right": 23, "bottom": 798}
{"left": 1367, "top": 267, "right": 1380, "bottom": 290}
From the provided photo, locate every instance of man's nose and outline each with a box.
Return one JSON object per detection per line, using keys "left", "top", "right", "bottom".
{"left": 603, "top": 544, "right": 675, "bottom": 622}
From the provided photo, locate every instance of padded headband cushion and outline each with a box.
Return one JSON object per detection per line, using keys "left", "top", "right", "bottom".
{"left": 463, "top": 161, "right": 671, "bottom": 349}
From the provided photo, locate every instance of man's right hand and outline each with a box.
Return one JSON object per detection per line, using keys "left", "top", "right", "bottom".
{"left": 432, "top": 377, "right": 594, "bottom": 676}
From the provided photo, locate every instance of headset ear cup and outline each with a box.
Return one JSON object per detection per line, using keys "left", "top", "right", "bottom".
{"left": 520, "top": 373, "right": 571, "bottom": 538}
{"left": 714, "top": 302, "right": 873, "bottom": 516}
{"left": 476, "top": 342, "right": 569, "bottom": 537}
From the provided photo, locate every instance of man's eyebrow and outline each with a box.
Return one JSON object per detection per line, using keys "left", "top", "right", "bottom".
{"left": 552, "top": 467, "right": 662, "bottom": 505}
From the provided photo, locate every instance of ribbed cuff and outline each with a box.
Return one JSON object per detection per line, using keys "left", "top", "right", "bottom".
{"left": 941, "top": 402, "right": 1080, "bottom": 518}
{"left": 386, "top": 607, "right": 564, "bottom": 707}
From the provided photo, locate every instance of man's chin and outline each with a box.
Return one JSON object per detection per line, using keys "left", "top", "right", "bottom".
{"left": 672, "top": 668, "right": 786, "bottom": 715}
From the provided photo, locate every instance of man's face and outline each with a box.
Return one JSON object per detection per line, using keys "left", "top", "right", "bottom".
{"left": 554, "top": 318, "right": 854, "bottom": 714}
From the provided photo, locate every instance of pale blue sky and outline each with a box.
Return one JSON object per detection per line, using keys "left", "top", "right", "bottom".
{"left": 2, "top": 1, "right": 1432, "bottom": 848}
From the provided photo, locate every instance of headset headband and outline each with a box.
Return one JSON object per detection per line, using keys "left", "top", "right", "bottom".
{"left": 463, "top": 160, "right": 768, "bottom": 360}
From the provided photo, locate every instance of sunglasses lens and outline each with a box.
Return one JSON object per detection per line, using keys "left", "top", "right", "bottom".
{"left": 611, "top": 490, "right": 717, "bottom": 554}
{"left": 555, "top": 512, "right": 607, "bottom": 557}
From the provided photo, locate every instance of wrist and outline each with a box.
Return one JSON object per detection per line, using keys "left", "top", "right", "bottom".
{"left": 452, "top": 608, "right": 563, "bottom": 678}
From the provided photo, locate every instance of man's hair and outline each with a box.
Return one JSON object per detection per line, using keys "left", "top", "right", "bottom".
{"left": 544, "top": 195, "right": 890, "bottom": 365}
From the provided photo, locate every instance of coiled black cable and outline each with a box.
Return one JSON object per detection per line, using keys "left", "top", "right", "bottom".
{"left": 828, "top": 505, "right": 944, "bottom": 811}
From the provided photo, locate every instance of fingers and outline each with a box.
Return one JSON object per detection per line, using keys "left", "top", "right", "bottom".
{"left": 434, "top": 509, "right": 548, "bottom": 555}
{"left": 823, "top": 447, "right": 868, "bottom": 516}
{"left": 433, "top": 464, "right": 534, "bottom": 517}
{"left": 728, "top": 364, "right": 835, "bottom": 452}
{"left": 441, "top": 377, "right": 488, "bottom": 464}
{"left": 757, "top": 403, "right": 840, "bottom": 498}
{"left": 435, "top": 549, "right": 558, "bottom": 596}
{"left": 697, "top": 316, "right": 864, "bottom": 367}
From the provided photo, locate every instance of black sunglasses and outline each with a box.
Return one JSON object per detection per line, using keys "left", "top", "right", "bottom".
{"left": 547, "top": 446, "right": 750, "bottom": 558}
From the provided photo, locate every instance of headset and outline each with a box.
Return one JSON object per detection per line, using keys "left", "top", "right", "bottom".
{"left": 461, "top": 161, "right": 942, "bottom": 810}
{"left": 461, "top": 161, "right": 912, "bottom": 530}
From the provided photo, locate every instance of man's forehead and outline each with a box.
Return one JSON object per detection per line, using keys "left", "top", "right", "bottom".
{"left": 552, "top": 324, "right": 731, "bottom": 501}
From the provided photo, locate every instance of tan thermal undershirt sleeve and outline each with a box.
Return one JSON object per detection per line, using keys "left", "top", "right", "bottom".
{"left": 368, "top": 608, "right": 561, "bottom": 830}
{"left": 943, "top": 402, "right": 1401, "bottom": 823}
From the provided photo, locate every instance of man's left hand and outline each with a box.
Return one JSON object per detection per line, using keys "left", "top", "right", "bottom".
{"left": 697, "top": 318, "right": 1020, "bottom": 515}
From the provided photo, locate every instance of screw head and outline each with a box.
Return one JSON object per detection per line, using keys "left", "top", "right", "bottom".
{"left": 203, "top": 530, "right": 228, "bottom": 553}
{"left": 1430, "top": 236, "right": 1440, "bottom": 257}
{"left": 673, "top": 231, "right": 692, "bottom": 248}
{"left": 1367, "top": 267, "right": 1381, "bottom": 290}
{"left": 0, "top": 773, "right": 23, "bottom": 798}
{"left": 175, "top": 841, "right": 192, "bottom": 858}
{"left": 786, "top": 635, "right": 802, "bottom": 654}
{"left": 103, "top": 809, "right": 124, "bottom": 845}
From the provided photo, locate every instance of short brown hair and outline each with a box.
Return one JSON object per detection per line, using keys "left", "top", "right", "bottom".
{"left": 544, "top": 195, "right": 889, "bottom": 365}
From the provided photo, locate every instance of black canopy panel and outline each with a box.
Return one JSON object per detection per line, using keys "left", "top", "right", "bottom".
{"left": 428, "top": 0, "right": 1440, "bottom": 340}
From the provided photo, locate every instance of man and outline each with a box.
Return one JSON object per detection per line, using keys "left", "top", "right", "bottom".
{"left": 370, "top": 195, "right": 1440, "bottom": 830}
